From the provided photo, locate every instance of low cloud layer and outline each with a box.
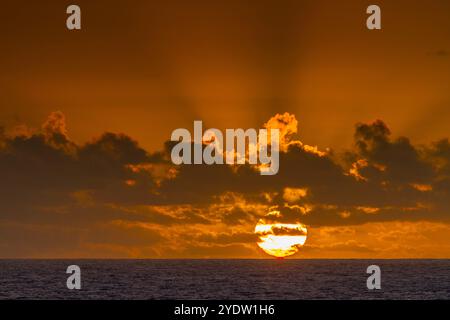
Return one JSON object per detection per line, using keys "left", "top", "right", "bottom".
{"left": 1, "top": 112, "right": 450, "bottom": 258}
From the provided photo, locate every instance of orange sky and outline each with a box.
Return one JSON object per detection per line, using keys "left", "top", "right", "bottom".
{"left": 1, "top": 0, "right": 450, "bottom": 258}
{"left": 1, "top": 1, "right": 450, "bottom": 151}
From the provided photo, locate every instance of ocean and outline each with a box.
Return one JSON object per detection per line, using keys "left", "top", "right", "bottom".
{"left": 0, "top": 260, "right": 449, "bottom": 300}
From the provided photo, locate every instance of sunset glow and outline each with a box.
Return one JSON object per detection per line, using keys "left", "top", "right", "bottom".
{"left": 255, "top": 212, "right": 308, "bottom": 258}
{"left": 1, "top": 1, "right": 450, "bottom": 260}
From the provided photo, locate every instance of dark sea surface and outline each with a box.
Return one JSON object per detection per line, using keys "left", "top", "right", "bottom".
{"left": 0, "top": 260, "right": 449, "bottom": 300}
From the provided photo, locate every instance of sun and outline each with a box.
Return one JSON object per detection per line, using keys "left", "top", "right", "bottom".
{"left": 255, "top": 210, "right": 308, "bottom": 258}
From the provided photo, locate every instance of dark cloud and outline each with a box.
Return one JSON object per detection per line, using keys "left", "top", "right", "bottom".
{"left": 1, "top": 112, "right": 450, "bottom": 257}
{"left": 352, "top": 120, "right": 434, "bottom": 185}
{"left": 221, "top": 207, "right": 255, "bottom": 225}
{"left": 425, "top": 138, "right": 450, "bottom": 175}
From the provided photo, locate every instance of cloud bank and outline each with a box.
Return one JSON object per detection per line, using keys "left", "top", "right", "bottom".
{"left": 1, "top": 112, "right": 450, "bottom": 258}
